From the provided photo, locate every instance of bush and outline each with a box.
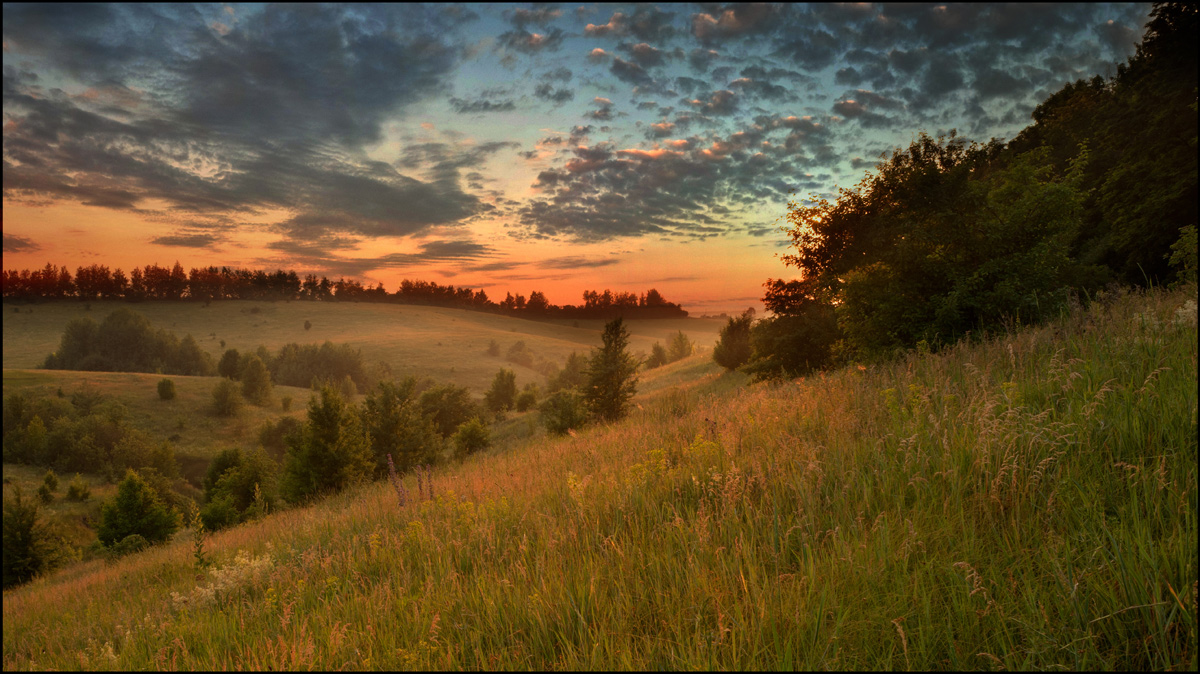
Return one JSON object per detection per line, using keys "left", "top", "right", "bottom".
{"left": 211, "top": 378, "right": 243, "bottom": 417}
{"left": 42, "top": 470, "right": 58, "bottom": 492}
{"left": 486, "top": 340, "right": 500, "bottom": 357}
{"left": 36, "top": 483, "right": 54, "bottom": 504}
{"left": 420, "top": 384, "right": 477, "bottom": 438}
{"left": 452, "top": 418, "right": 490, "bottom": 459}
{"left": 97, "top": 470, "right": 179, "bottom": 547}
{"left": 506, "top": 341, "right": 535, "bottom": 369}
{"left": 66, "top": 474, "right": 90, "bottom": 501}
{"left": 304, "top": 320, "right": 312, "bottom": 331}
{"left": 217, "top": 348, "right": 241, "bottom": 379}
{"left": 3, "top": 487, "right": 56, "bottom": 588}
{"left": 667, "top": 331, "right": 695, "bottom": 362}
{"left": 484, "top": 368, "right": 518, "bottom": 414}
{"left": 108, "top": 533, "right": 149, "bottom": 558}
{"left": 280, "top": 385, "right": 373, "bottom": 503}
{"left": 515, "top": 384, "right": 539, "bottom": 412}
{"left": 199, "top": 495, "right": 240, "bottom": 532}
{"left": 281, "top": 396, "right": 292, "bottom": 412}
{"left": 644, "top": 343, "right": 668, "bottom": 369}
{"left": 363, "top": 378, "right": 441, "bottom": 475}
{"left": 547, "top": 352, "right": 589, "bottom": 392}
{"left": 157, "top": 378, "right": 176, "bottom": 400}
{"left": 539, "top": 390, "right": 588, "bottom": 435}
{"left": 41, "top": 308, "right": 215, "bottom": 376}
{"left": 240, "top": 355, "right": 273, "bottom": 406}
{"left": 713, "top": 310, "right": 754, "bottom": 370}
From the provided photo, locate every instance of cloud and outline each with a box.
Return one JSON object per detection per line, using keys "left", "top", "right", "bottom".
{"left": 586, "top": 7, "right": 676, "bottom": 41}
{"left": 507, "top": 6, "right": 562, "bottom": 29}
{"left": 1, "top": 5, "right": 485, "bottom": 246}
{"left": 537, "top": 256, "right": 621, "bottom": 269}
{"left": 686, "top": 90, "right": 738, "bottom": 116}
{"left": 150, "top": 232, "right": 223, "bottom": 248}
{"left": 450, "top": 97, "right": 517, "bottom": 113}
{"left": 587, "top": 47, "right": 611, "bottom": 63}
{"left": 497, "top": 27, "right": 565, "bottom": 54}
{"left": 2, "top": 232, "right": 41, "bottom": 253}
{"left": 692, "top": 4, "right": 780, "bottom": 43}
{"left": 621, "top": 42, "right": 668, "bottom": 68}
{"left": 584, "top": 97, "right": 615, "bottom": 121}
{"left": 534, "top": 83, "right": 574, "bottom": 104}
{"left": 610, "top": 57, "right": 653, "bottom": 85}
{"left": 688, "top": 48, "right": 720, "bottom": 71}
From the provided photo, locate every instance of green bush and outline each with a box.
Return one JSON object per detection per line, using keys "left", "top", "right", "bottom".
{"left": 280, "top": 385, "right": 373, "bottom": 503}
{"left": 108, "top": 533, "right": 149, "bottom": 559}
{"left": 3, "top": 487, "right": 55, "bottom": 588}
{"left": 281, "top": 396, "right": 292, "bottom": 412}
{"left": 211, "top": 378, "right": 243, "bottom": 417}
{"left": 420, "top": 384, "right": 478, "bottom": 438}
{"left": 515, "top": 384, "right": 539, "bottom": 412}
{"left": 644, "top": 343, "right": 668, "bottom": 369}
{"left": 36, "top": 483, "right": 54, "bottom": 504}
{"left": 97, "top": 470, "right": 179, "bottom": 547}
{"left": 539, "top": 390, "right": 588, "bottom": 435}
{"left": 484, "top": 368, "right": 517, "bottom": 414}
{"left": 41, "top": 308, "right": 215, "bottom": 376}
{"left": 66, "top": 474, "right": 90, "bottom": 501}
{"left": 363, "top": 378, "right": 441, "bottom": 475}
{"left": 42, "top": 470, "right": 58, "bottom": 492}
{"left": 452, "top": 418, "right": 491, "bottom": 459}
{"left": 217, "top": 348, "right": 241, "bottom": 379}
{"left": 584, "top": 318, "right": 639, "bottom": 423}
{"left": 712, "top": 310, "right": 754, "bottom": 370}
{"left": 240, "top": 355, "right": 273, "bottom": 406}
{"left": 199, "top": 494, "right": 240, "bottom": 532}
{"left": 667, "top": 331, "right": 695, "bottom": 362}
{"left": 157, "top": 378, "right": 176, "bottom": 400}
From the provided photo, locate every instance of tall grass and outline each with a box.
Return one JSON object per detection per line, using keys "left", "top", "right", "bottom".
{"left": 3, "top": 286, "right": 1196, "bottom": 670}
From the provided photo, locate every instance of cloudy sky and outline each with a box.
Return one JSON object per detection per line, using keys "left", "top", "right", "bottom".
{"left": 2, "top": 3, "right": 1151, "bottom": 313}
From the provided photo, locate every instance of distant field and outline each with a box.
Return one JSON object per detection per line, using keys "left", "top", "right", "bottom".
{"left": 2, "top": 300, "right": 725, "bottom": 393}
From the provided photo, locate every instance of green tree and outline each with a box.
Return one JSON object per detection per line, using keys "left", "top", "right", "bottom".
{"left": 157, "top": 378, "right": 176, "bottom": 400}
{"left": 240, "top": 355, "right": 273, "bottom": 406}
{"left": 280, "top": 385, "right": 373, "bottom": 503}
{"left": 515, "top": 384, "right": 539, "bottom": 412}
{"left": 3, "top": 487, "right": 54, "bottom": 588}
{"left": 419, "top": 384, "right": 477, "bottom": 438}
{"left": 363, "top": 378, "right": 441, "bottom": 475}
{"left": 539, "top": 390, "right": 588, "bottom": 435}
{"left": 667, "top": 331, "right": 695, "bottom": 362}
{"left": 547, "top": 352, "right": 589, "bottom": 392}
{"left": 713, "top": 310, "right": 754, "bottom": 370}
{"left": 451, "top": 418, "right": 491, "bottom": 459}
{"left": 97, "top": 470, "right": 179, "bottom": 547}
{"left": 217, "top": 348, "right": 242, "bottom": 379}
{"left": 484, "top": 369, "right": 518, "bottom": 415}
{"left": 584, "top": 318, "right": 639, "bottom": 423}
{"left": 211, "top": 378, "right": 243, "bottom": 417}
{"left": 644, "top": 343, "right": 668, "bottom": 369}
{"left": 66, "top": 474, "right": 90, "bottom": 501}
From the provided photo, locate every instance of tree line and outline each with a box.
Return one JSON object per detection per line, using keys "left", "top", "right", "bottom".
{"left": 711, "top": 2, "right": 1197, "bottom": 377}
{"left": 2, "top": 262, "right": 687, "bottom": 319}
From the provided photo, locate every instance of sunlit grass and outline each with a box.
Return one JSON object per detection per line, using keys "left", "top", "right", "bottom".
{"left": 3, "top": 286, "right": 1195, "bottom": 670}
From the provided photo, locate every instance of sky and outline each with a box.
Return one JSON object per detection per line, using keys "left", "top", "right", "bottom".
{"left": 2, "top": 3, "right": 1152, "bottom": 314}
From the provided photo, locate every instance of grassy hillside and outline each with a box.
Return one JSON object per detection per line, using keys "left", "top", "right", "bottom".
{"left": 2, "top": 300, "right": 725, "bottom": 394}
{"left": 3, "top": 286, "right": 1195, "bottom": 670}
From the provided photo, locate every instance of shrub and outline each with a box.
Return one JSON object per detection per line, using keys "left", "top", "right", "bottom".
{"left": 667, "top": 331, "right": 695, "bottom": 362}
{"left": 547, "top": 352, "right": 589, "bottom": 393}
{"left": 211, "top": 378, "right": 243, "bottom": 417}
{"left": 240, "top": 355, "right": 273, "bottom": 406}
{"left": 363, "top": 378, "right": 441, "bottom": 475}
{"left": 515, "top": 384, "right": 539, "bottom": 412}
{"left": 97, "top": 470, "right": 179, "bottom": 547}
{"left": 3, "top": 487, "right": 54, "bottom": 588}
{"left": 486, "top": 340, "right": 500, "bottom": 357}
{"left": 42, "top": 470, "right": 58, "bottom": 492}
{"left": 217, "top": 349, "right": 241, "bottom": 379}
{"left": 420, "top": 384, "right": 477, "bottom": 438}
{"left": 644, "top": 343, "right": 668, "bottom": 369}
{"left": 484, "top": 368, "right": 518, "bottom": 414}
{"left": 281, "top": 396, "right": 292, "bottom": 412}
{"left": 258, "top": 417, "right": 302, "bottom": 456}
{"left": 41, "top": 308, "right": 215, "bottom": 376}
{"left": 66, "top": 474, "right": 90, "bottom": 501}
{"left": 157, "top": 378, "right": 176, "bottom": 400}
{"left": 108, "top": 533, "right": 149, "bottom": 558}
{"left": 199, "top": 495, "right": 240, "bottom": 532}
{"left": 452, "top": 418, "right": 490, "bottom": 459}
{"left": 279, "top": 385, "right": 373, "bottom": 503}
{"left": 304, "top": 319, "right": 312, "bottom": 331}
{"left": 713, "top": 310, "right": 754, "bottom": 370}
{"left": 36, "top": 484, "right": 54, "bottom": 504}
{"left": 539, "top": 390, "right": 587, "bottom": 435}
{"left": 506, "top": 341, "right": 535, "bottom": 369}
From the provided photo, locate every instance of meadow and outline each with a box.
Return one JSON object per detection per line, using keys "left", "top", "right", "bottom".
{"left": 3, "top": 284, "right": 1194, "bottom": 670}
{"left": 2, "top": 300, "right": 726, "bottom": 394}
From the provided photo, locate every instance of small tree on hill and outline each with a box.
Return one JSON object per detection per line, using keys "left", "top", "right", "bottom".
{"left": 420, "top": 384, "right": 478, "bottom": 438}
{"left": 280, "top": 385, "right": 373, "bottom": 503}
{"left": 667, "top": 331, "right": 695, "bottom": 362}
{"left": 211, "top": 378, "right": 243, "bottom": 416}
{"left": 157, "top": 378, "right": 176, "bottom": 400}
{"left": 584, "top": 318, "right": 639, "bottom": 423}
{"left": 540, "top": 390, "right": 587, "bottom": 435}
{"left": 3, "top": 487, "right": 54, "bottom": 588}
{"left": 713, "top": 309, "right": 754, "bottom": 370}
{"left": 217, "top": 348, "right": 242, "bottom": 380}
{"left": 484, "top": 368, "right": 518, "bottom": 415}
{"left": 97, "top": 470, "right": 179, "bottom": 547}
{"left": 240, "top": 355, "right": 273, "bottom": 406}
{"left": 363, "top": 378, "right": 441, "bottom": 475}
{"left": 644, "top": 343, "right": 668, "bottom": 369}
{"left": 452, "top": 418, "right": 491, "bottom": 459}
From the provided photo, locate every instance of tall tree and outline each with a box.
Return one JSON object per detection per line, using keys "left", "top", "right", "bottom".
{"left": 280, "top": 385, "right": 373, "bottom": 502}
{"left": 584, "top": 318, "right": 639, "bottom": 423}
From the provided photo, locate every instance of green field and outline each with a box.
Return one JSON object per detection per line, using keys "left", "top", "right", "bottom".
{"left": 3, "top": 285, "right": 1194, "bottom": 670}
{"left": 2, "top": 300, "right": 725, "bottom": 394}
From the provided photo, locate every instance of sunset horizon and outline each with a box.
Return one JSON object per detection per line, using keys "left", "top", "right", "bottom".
{"left": 2, "top": 3, "right": 1153, "bottom": 314}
